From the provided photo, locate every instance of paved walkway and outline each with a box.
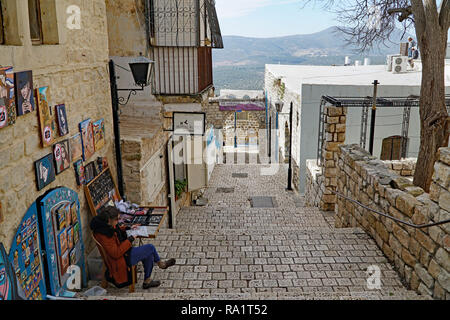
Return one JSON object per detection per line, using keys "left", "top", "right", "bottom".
{"left": 87, "top": 163, "right": 426, "bottom": 300}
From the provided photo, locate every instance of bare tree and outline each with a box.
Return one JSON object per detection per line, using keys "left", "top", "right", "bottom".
{"left": 304, "top": 0, "right": 449, "bottom": 192}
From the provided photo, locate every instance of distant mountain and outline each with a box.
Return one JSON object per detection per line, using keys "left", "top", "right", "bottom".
{"left": 213, "top": 26, "right": 414, "bottom": 91}
{"left": 213, "top": 26, "right": 414, "bottom": 67}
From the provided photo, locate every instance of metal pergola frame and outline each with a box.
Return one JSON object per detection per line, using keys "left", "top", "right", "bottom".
{"left": 317, "top": 95, "right": 450, "bottom": 167}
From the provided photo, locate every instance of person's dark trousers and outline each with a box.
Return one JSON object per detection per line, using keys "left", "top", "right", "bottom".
{"left": 129, "top": 244, "right": 161, "bottom": 280}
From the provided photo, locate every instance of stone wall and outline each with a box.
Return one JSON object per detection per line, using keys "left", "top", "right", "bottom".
{"left": 335, "top": 144, "right": 450, "bottom": 299}
{"left": 383, "top": 159, "right": 417, "bottom": 177}
{"left": 305, "top": 105, "right": 347, "bottom": 211}
{"left": 206, "top": 101, "right": 266, "bottom": 148}
{"left": 120, "top": 101, "right": 169, "bottom": 207}
{"left": 305, "top": 159, "right": 323, "bottom": 208}
{"left": 0, "top": 0, "right": 115, "bottom": 253}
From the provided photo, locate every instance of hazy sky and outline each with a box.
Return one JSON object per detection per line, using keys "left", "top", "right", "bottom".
{"left": 214, "top": 1, "right": 450, "bottom": 38}
{"left": 215, "top": 0, "right": 339, "bottom": 37}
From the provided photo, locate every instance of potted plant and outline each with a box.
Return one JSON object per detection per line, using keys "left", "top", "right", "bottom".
{"left": 175, "top": 179, "right": 187, "bottom": 201}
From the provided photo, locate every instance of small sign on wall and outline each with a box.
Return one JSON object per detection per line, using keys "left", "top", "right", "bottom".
{"left": 173, "top": 112, "right": 205, "bottom": 136}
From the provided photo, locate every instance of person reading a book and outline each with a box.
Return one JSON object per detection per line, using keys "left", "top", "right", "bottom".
{"left": 90, "top": 206, "right": 176, "bottom": 289}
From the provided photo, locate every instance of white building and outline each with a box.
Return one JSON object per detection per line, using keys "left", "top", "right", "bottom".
{"left": 265, "top": 62, "right": 450, "bottom": 194}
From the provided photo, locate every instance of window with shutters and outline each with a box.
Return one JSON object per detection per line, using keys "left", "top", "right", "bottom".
{"left": 28, "top": 0, "right": 43, "bottom": 45}
{"left": 0, "top": 1, "right": 5, "bottom": 44}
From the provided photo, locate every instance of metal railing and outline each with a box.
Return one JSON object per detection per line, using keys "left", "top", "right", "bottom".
{"left": 330, "top": 189, "right": 450, "bottom": 229}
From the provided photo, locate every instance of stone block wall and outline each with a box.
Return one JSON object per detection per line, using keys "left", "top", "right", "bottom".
{"left": 305, "top": 105, "right": 347, "bottom": 211}
{"left": 335, "top": 144, "right": 450, "bottom": 299}
{"left": 383, "top": 159, "right": 417, "bottom": 177}
{"left": 207, "top": 101, "right": 266, "bottom": 148}
{"left": 305, "top": 159, "right": 323, "bottom": 208}
{"left": 0, "top": 0, "right": 115, "bottom": 253}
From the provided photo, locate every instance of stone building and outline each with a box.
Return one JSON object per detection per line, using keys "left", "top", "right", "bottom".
{"left": 0, "top": 0, "right": 116, "bottom": 252}
{"left": 105, "top": 0, "right": 223, "bottom": 226}
{"left": 265, "top": 67, "right": 301, "bottom": 191}
{"left": 208, "top": 90, "right": 266, "bottom": 150}
{"left": 265, "top": 63, "right": 450, "bottom": 194}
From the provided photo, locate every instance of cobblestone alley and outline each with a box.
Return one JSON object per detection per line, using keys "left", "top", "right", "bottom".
{"left": 89, "top": 162, "right": 427, "bottom": 300}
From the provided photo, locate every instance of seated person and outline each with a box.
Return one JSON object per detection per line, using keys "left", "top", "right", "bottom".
{"left": 90, "top": 206, "right": 175, "bottom": 289}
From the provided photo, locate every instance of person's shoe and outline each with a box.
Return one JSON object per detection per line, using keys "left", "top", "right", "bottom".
{"left": 143, "top": 280, "right": 161, "bottom": 289}
{"left": 159, "top": 258, "right": 176, "bottom": 269}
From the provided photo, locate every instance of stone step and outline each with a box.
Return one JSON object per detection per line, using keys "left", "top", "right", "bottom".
{"left": 155, "top": 227, "right": 366, "bottom": 237}
{"left": 86, "top": 289, "right": 428, "bottom": 301}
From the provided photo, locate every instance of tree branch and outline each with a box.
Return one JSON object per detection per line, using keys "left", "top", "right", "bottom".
{"left": 439, "top": 0, "right": 450, "bottom": 30}
{"left": 387, "top": 6, "right": 413, "bottom": 22}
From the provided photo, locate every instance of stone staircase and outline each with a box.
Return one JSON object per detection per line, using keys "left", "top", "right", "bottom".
{"left": 83, "top": 164, "right": 428, "bottom": 300}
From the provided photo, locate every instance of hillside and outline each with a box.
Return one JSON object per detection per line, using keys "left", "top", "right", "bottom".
{"left": 213, "top": 27, "right": 412, "bottom": 91}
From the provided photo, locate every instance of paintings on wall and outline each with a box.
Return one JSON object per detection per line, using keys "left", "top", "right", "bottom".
{"left": 69, "top": 133, "right": 83, "bottom": 163}
{"left": 93, "top": 118, "right": 105, "bottom": 151}
{"left": 0, "top": 66, "right": 16, "bottom": 130}
{"left": 55, "top": 104, "right": 69, "bottom": 137}
{"left": 84, "top": 161, "right": 96, "bottom": 184}
{"left": 79, "top": 119, "right": 95, "bottom": 161}
{"left": 34, "top": 154, "right": 56, "bottom": 191}
{"left": 1, "top": 67, "right": 110, "bottom": 191}
{"left": 14, "top": 71, "right": 35, "bottom": 116}
{"left": 36, "top": 87, "right": 56, "bottom": 147}
{"left": 53, "top": 140, "right": 71, "bottom": 175}
{"left": 73, "top": 160, "right": 85, "bottom": 186}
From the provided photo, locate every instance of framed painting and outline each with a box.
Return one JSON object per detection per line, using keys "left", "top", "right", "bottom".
{"left": 69, "top": 133, "right": 83, "bottom": 162}
{"left": 34, "top": 153, "right": 56, "bottom": 191}
{"left": 0, "top": 66, "right": 16, "bottom": 130}
{"left": 74, "top": 160, "right": 85, "bottom": 186}
{"left": 84, "top": 161, "right": 96, "bottom": 184}
{"left": 53, "top": 139, "right": 71, "bottom": 175}
{"left": 14, "top": 70, "right": 35, "bottom": 116}
{"left": 93, "top": 118, "right": 105, "bottom": 151}
{"left": 79, "top": 119, "right": 95, "bottom": 161}
{"left": 55, "top": 104, "right": 69, "bottom": 137}
{"left": 173, "top": 112, "right": 206, "bottom": 136}
{"left": 36, "top": 86, "right": 56, "bottom": 147}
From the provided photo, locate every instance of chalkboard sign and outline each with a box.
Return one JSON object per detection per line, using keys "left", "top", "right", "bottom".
{"left": 84, "top": 168, "right": 120, "bottom": 215}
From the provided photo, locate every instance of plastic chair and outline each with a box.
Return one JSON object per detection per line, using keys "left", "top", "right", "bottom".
{"left": 92, "top": 234, "right": 136, "bottom": 293}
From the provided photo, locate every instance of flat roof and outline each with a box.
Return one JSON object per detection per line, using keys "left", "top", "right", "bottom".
{"left": 217, "top": 89, "right": 265, "bottom": 100}
{"left": 266, "top": 62, "right": 450, "bottom": 92}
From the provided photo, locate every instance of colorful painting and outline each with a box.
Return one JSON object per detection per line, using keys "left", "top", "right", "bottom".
{"left": 74, "top": 160, "right": 85, "bottom": 186}
{"left": 67, "top": 227, "right": 74, "bottom": 251}
{"left": 93, "top": 118, "right": 105, "bottom": 151}
{"left": 53, "top": 139, "right": 71, "bottom": 175}
{"left": 58, "top": 229, "right": 67, "bottom": 254}
{"left": 34, "top": 153, "right": 56, "bottom": 191}
{"left": 0, "top": 66, "right": 16, "bottom": 129}
{"left": 36, "top": 87, "right": 56, "bottom": 147}
{"left": 65, "top": 204, "right": 72, "bottom": 227}
{"left": 70, "top": 202, "right": 78, "bottom": 224}
{"left": 84, "top": 161, "right": 96, "bottom": 183}
{"left": 60, "top": 251, "right": 69, "bottom": 277}
{"left": 69, "top": 133, "right": 83, "bottom": 162}
{"left": 79, "top": 119, "right": 95, "bottom": 161}
{"left": 73, "top": 223, "right": 79, "bottom": 245}
{"left": 56, "top": 205, "right": 66, "bottom": 231}
{"left": 14, "top": 70, "right": 35, "bottom": 116}
{"left": 55, "top": 104, "right": 69, "bottom": 137}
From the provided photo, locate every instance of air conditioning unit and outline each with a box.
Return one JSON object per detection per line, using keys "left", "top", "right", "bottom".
{"left": 386, "top": 54, "right": 401, "bottom": 72}
{"left": 392, "top": 56, "right": 409, "bottom": 74}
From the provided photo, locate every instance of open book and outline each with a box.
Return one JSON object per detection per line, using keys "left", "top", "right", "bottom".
{"left": 126, "top": 226, "right": 158, "bottom": 238}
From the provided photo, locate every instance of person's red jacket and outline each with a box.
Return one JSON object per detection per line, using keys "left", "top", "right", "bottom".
{"left": 91, "top": 216, "right": 132, "bottom": 287}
